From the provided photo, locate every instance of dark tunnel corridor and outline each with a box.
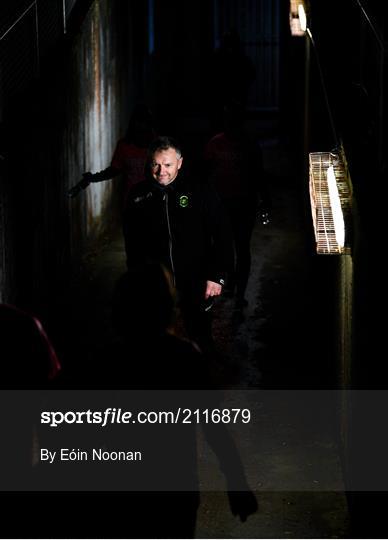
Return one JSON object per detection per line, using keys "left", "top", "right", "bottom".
{"left": 1, "top": 1, "right": 388, "bottom": 538}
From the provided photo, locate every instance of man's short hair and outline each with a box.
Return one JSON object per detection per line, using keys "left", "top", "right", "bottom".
{"left": 148, "top": 136, "right": 182, "bottom": 159}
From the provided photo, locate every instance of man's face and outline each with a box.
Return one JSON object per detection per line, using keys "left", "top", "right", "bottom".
{"left": 150, "top": 148, "right": 183, "bottom": 186}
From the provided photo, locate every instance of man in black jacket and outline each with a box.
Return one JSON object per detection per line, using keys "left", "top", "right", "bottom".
{"left": 123, "top": 136, "right": 233, "bottom": 350}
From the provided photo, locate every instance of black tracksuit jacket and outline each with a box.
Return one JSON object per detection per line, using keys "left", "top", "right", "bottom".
{"left": 123, "top": 174, "right": 233, "bottom": 294}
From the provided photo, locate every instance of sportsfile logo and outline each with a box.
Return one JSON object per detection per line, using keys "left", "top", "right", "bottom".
{"left": 41, "top": 408, "right": 133, "bottom": 427}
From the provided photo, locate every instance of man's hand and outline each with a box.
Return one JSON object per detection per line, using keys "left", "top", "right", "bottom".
{"left": 68, "top": 172, "right": 93, "bottom": 198}
{"left": 205, "top": 280, "right": 222, "bottom": 299}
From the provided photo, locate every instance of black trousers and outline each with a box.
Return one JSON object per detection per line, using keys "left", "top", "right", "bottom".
{"left": 178, "top": 283, "right": 214, "bottom": 353}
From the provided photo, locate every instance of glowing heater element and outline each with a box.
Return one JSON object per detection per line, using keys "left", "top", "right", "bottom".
{"left": 327, "top": 166, "right": 345, "bottom": 248}
{"left": 298, "top": 4, "right": 307, "bottom": 32}
{"left": 309, "top": 152, "right": 352, "bottom": 255}
{"left": 289, "top": 0, "right": 307, "bottom": 36}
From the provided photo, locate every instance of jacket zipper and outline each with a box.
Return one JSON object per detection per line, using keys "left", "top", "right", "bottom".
{"left": 164, "top": 192, "right": 176, "bottom": 286}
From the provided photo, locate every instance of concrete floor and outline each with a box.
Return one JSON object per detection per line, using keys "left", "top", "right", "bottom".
{"left": 48, "top": 137, "right": 350, "bottom": 538}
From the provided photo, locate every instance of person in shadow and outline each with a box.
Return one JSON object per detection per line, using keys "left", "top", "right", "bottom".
{"left": 91, "top": 263, "right": 258, "bottom": 539}
{"left": 68, "top": 103, "right": 156, "bottom": 207}
{"left": 0, "top": 303, "right": 61, "bottom": 387}
{"left": 204, "top": 101, "right": 271, "bottom": 308}
{"left": 0, "top": 303, "right": 61, "bottom": 534}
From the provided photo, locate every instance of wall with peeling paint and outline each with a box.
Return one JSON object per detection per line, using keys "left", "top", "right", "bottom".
{"left": 65, "top": 0, "right": 129, "bottom": 248}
